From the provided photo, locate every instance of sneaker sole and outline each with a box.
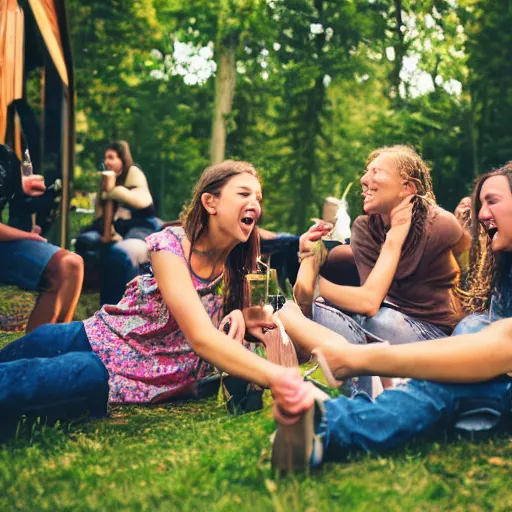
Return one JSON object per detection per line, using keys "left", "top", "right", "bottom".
{"left": 271, "top": 406, "right": 314, "bottom": 473}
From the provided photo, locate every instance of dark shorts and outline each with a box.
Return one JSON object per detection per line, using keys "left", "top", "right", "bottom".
{"left": 0, "top": 239, "right": 60, "bottom": 290}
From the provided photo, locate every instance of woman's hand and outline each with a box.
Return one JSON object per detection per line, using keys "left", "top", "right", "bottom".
{"left": 269, "top": 368, "right": 316, "bottom": 425}
{"left": 298, "top": 221, "right": 333, "bottom": 260}
{"left": 219, "top": 309, "right": 246, "bottom": 343}
{"left": 243, "top": 305, "right": 276, "bottom": 342}
{"left": 386, "top": 195, "right": 414, "bottom": 245}
{"left": 22, "top": 175, "right": 46, "bottom": 197}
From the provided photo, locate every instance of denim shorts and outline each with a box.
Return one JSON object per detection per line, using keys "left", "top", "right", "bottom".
{"left": 0, "top": 239, "right": 60, "bottom": 290}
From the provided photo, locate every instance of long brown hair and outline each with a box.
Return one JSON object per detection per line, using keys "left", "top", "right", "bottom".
{"left": 106, "top": 140, "right": 134, "bottom": 186}
{"left": 460, "top": 164, "right": 512, "bottom": 312}
{"left": 181, "top": 160, "right": 261, "bottom": 315}
{"left": 366, "top": 145, "right": 436, "bottom": 256}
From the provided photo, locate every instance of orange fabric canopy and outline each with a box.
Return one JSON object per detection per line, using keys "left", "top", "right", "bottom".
{"left": 28, "top": 0, "right": 69, "bottom": 87}
{"left": 0, "top": 0, "right": 24, "bottom": 144}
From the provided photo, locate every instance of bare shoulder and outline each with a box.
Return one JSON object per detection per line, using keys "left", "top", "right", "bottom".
{"left": 125, "top": 165, "right": 148, "bottom": 187}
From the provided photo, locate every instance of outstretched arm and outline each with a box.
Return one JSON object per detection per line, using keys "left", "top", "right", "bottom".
{"left": 152, "top": 250, "right": 283, "bottom": 387}
{"left": 278, "top": 300, "right": 512, "bottom": 383}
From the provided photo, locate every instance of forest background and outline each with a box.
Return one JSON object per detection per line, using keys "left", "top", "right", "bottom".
{"left": 61, "top": 0, "right": 511, "bottom": 234}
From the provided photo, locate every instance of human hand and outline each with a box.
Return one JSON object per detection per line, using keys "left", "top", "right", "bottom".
{"left": 386, "top": 195, "right": 414, "bottom": 245}
{"left": 219, "top": 309, "right": 246, "bottom": 343}
{"left": 298, "top": 221, "right": 333, "bottom": 259}
{"left": 100, "top": 230, "right": 122, "bottom": 244}
{"left": 243, "top": 304, "right": 276, "bottom": 342}
{"left": 269, "top": 368, "right": 316, "bottom": 425}
{"left": 100, "top": 170, "right": 116, "bottom": 194}
{"left": 25, "top": 231, "right": 47, "bottom": 243}
{"left": 22, "top": 175, "right": 46, "bottom": 197}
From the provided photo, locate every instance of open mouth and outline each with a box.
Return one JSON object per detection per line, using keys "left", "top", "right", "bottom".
{"left": 241, "top": 216, "right": 254, "bottom": 226}
{"left": 487, "top": 226, "right": 498, "bottom": 241}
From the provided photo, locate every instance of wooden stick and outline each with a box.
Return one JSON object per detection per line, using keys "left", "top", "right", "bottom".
{"left": 100, "top": 170, "right": 116, "bottom": 243}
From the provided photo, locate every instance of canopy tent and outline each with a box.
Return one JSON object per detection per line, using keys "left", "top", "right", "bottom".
{"left": 0, "top": 0, "right": 74, "bottom": 247}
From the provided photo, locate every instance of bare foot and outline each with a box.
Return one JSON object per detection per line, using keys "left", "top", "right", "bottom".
{"left": 312, "top": 339, "right": 357, "bottom": 387}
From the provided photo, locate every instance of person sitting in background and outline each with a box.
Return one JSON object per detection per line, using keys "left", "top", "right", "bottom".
{"left": 270, "top": 164, "right": 512, "bottom": 471}
{"left": 76, "top": 140, "right": 162, "bottom": 305}
{"left": 0, "top": 144, "right": 83, "bottom": 331}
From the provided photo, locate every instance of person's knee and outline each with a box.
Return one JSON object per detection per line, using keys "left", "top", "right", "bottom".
{"left": 57, "top": 251, "right": 84, "bottom": 281}
{"left": 43, "top": 250, "right": 84, "bottom": 290}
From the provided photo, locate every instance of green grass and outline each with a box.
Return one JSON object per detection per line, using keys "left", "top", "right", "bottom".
{"left": 2, "top": 294, "right": 512, "bottom": 510}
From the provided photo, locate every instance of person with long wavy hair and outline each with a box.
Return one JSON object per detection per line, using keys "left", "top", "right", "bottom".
{"left": 294, "top": 146, "right": 468, "bottom": 356}
{"left": 269, "top": 163, "right": 512, "bottom": 472}
{"left": 453, "top": 163, "right": 512, "bottom": 333}
{"left": 0, "top": 160, "right": 311, "bottom": 436}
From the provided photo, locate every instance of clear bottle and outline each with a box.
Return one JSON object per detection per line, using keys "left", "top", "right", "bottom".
{"left": 22, "top": 149, "right": 33, "bottom": 177}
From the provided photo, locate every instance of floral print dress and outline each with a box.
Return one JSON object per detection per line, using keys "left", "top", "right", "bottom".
{"left": 83, "top": 227, "right": 225, "bottom": 403}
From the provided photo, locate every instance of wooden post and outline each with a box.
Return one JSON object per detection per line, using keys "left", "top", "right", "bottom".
{"left": 100, "top": 170, "right": 116, "bottom": 243}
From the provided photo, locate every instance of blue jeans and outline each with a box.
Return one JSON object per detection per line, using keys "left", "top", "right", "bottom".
{"left": 452, "top": 313, "right": 492, "bottom": 336}
{"left": 0, "top": 238, "right": 60, "bottom": 290}
{"left": 313, "top": 301, "right": 446, "bottom": 394}
{"left": 319, "top": 377, "right": 512, "bottom": 458}
{"left": 313, "top": 301, "right": 446, "bottom": 345}
{"left": 0, "top": 322, "right": 109, "bottom": 435}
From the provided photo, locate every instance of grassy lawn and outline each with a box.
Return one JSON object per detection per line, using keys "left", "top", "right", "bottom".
{"left": 1, "top": 293, "right": 512, "bottom": 510}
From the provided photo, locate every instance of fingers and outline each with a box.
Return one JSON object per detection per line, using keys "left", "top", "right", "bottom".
{"left": 29, "top": 233, "right": 47, "bottom": 243}
{"left": 299, "top": 222, "right": 333, "bottom": 252}
{"left": 244, "top": 305, "right": 275, "bottom": 328}
{"left": 270, "top": 369, "right": 316, "bottom": 422}
{"left": 220, "top": 310, "right": 245, "bottom": 342}
{"left": 390, "top": 195, "right": 415, "bottom": 229}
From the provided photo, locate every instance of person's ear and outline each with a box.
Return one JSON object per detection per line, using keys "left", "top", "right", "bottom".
{"left": 401, "top": 180, "right": 417, "bottom": 197}
{"left": 201, "top": 192, "right": 218, "bottom": 215}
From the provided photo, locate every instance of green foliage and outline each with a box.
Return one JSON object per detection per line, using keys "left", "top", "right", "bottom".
{"left": 67, "top": 0, "right": 511, "bottom": 231}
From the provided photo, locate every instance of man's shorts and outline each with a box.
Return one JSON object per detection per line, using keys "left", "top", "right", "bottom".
{"left": 0, "top": 239, "right": 60, "bottom": 290}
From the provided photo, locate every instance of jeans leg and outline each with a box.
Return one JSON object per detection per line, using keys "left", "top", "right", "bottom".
{"left": 100, "top": 242, "right": 139, "bottom": 306}
{"left": 312, "top": 301, "right": 367, "bottom": 344}
{"left": 452, "top": 313, "right": 492, "bottom": 336}
{"left": 0, "top": 322, "right": 91, "bottom": 362}
{"left": 0, "top": 351, "right": 109, "bottom": 434}
{"left": 320, "top": 378, "right": 512, "bottom": 458}
{"left": 360, "top": 307, "right": 446, "bottom": 344}
{"left": 312, "top": 301, "right": 372, "bottom": 394}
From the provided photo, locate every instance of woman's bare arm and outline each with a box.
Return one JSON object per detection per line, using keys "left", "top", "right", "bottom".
{"left": 278, "top": 299, "right": 512, "bottom": 382}
{"left": 108, "top": 166, "right": 153, "bottom": 209}
{"left": 151, "top": 250, "right": 283, "bottom": 387}
{"left": 319, "top": 234, "right": 405, "bottom": 316}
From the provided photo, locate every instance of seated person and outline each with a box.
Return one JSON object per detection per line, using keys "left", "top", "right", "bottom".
{"left": 270, "top": 164, "right": 512, "bottom": 471}
{"left": 258, "top": 227, "right": 300, "bottom": 290}
{"left": 76, "top": 140, "right": 162, "bottom": 305}
{"left": 0, "top": 144, "right": 83, "bottom": 332}
{"left": 294, "top": 146, "right": 469, "bottom": 347}
{"left": 0, "top": 160, "right": 303, "bottom": 435}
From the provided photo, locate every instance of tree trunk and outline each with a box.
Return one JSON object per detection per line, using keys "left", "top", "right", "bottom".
{"left": 210, "top": 38, "right": 237, "bottom": 164}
